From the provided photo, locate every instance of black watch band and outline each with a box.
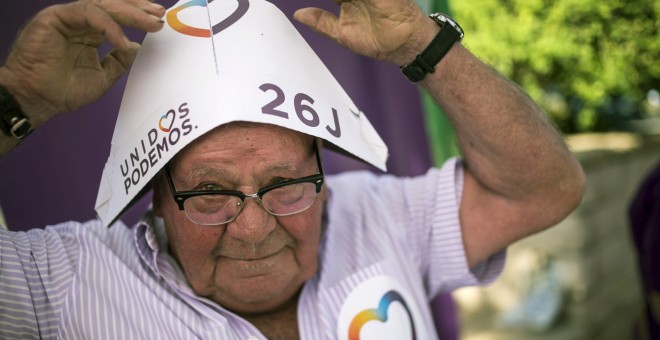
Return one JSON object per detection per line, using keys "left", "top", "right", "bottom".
{"left": 0, "top": 84, "right": 32, "bottom": 139}
{"left": 401, "top": 13, "right": 464, "bottom": 83}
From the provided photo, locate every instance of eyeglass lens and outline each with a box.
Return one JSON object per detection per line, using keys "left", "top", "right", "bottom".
{"left": 183, "top": 181, "right": 319, "bottom": 225}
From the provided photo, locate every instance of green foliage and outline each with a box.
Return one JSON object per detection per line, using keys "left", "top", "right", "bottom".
{"left": 452, "top": 0, "right": 660, "bottom": 132}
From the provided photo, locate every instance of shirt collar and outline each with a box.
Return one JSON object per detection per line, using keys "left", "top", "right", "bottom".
{"left": 134, "top": 210, "right": 171, "bottom": 278}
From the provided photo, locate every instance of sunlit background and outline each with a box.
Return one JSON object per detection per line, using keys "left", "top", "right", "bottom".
{"left": 452, "top": 0, "right": 659, "bottom": 134}
{"left": 443, "top": 1, "right": 660, "bottom": 339}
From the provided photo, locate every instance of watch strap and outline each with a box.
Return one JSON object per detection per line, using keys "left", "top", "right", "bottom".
{"left": 0, "top": 84, "right": 32, "bottom": 139}
{"left": 401, "top": 14, "right": 464, "bottom": 82}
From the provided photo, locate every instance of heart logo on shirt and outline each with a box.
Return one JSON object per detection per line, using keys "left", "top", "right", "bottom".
{"left": 166, "top": 0, "right": 250, "bottom": 38}
{"left": 337, "top": 275, "right": 430, "bottom": 340}
{"left": 348, "top": 290, "right": 417, "bottom": 340}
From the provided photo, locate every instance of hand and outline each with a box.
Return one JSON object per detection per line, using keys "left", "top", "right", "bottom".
{"left": 0, "top": 0, "right": 166, "bottom": 125}
{"left": 293, "top": 0, "right": 436, "bottom": 66}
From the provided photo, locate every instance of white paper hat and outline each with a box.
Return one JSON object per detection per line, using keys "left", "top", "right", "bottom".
{"left": 95, "top": 0, "right": 388, "bottom": 226}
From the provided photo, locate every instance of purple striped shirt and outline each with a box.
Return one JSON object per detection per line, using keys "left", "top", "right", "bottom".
{"left": 0, "top": 158, "right": 504, "bottom": 339}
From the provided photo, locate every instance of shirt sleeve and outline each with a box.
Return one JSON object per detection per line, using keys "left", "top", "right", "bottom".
{"left": 407, "top": 158, "right": 505, "bottom": 296}
{"left": 0, "top": 222, "right": 84, "bottom": 338}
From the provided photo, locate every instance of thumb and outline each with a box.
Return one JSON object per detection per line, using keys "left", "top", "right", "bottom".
{"left": 100, "top": 41, "right": 140, "bottom": 86}
{"left": 293, "top": 8, "right": 340, "bottom": 42}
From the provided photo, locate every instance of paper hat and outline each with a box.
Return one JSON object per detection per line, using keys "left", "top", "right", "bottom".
{"left": 95, "top": 0, "right": 389, "bottom": 226}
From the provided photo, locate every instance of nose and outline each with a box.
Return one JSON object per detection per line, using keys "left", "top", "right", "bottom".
{"left": 226, "top": 195, "right": 275, "bottom": 243}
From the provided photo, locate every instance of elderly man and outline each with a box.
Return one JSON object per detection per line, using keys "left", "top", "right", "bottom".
{"left": 0, "top": 0, "right": 585, "bottom": 339}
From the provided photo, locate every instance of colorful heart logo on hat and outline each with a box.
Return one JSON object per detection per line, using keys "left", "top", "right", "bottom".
{"left": 348, "top": 290, "right": 417, "bottom": 340}
{"left": 166, "top": 0, "right": 250, "bottom": 37}
{"left": 159, "top": 110, "right": 176, "bottom": 132}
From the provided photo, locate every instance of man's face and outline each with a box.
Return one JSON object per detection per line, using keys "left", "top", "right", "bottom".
{"left": 154, "top": 122, "right": 326, "bottom": 314}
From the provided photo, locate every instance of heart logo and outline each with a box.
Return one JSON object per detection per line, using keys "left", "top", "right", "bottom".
{"left": 348, "top": 290, "right": 417, "bottom": 340}
{"left": 159, "top": 110, "right": 176, "bottom": 132}
{"left": 166, "top": 0, "right": 250, "bottom": 37}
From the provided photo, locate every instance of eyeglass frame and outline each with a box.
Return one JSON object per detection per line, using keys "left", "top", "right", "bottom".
{"left": 164, "top": 140, "right": 325, "bottom": 224}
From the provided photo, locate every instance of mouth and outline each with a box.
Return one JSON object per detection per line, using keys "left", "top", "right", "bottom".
{"left": 217, "top": 247, "right": 292, "bottom": 279}
{"left": 219, "top": 247, "right": 286, "bottom": 262}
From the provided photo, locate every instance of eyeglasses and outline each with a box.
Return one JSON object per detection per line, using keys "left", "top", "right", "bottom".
{"left": 165, "top": 142, "right": 324, "bottom": 225}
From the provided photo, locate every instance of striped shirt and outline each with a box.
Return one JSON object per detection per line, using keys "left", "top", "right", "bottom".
{"left": 0, "top": 158, "right": 504, "bottom": 339}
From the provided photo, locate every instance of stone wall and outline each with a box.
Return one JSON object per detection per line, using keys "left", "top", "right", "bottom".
{"left": 456, "top": 133, "right": 660, "bottom": 340}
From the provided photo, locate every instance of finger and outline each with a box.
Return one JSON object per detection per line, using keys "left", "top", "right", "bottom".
{"left": 73, "top": 0, "right": 165, "bottom": 38}
{"left": 50, "top": 3, "right": 132, "bottom": 50}
{"left": 100, "top": 42, "right": 140, "bottom": 85}
{"left": 140, "top": 1, "right": 167, "bottom": 18}
{"left": 64, "top": 42, "right": 139, "bottom": 111}
{"left": 116, "top": 0, "right": 168, "bottom": 17}
{"left": 82, "top": 0, "right": 166, "bottom": 17}
{"left": 293, "top": 8, "right": 340, "bottom": 43}
{"left": 90, "top": 0, "right": 165, "bottom": 33}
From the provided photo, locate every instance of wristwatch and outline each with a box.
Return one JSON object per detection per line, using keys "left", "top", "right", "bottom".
{"left": 401, "top": 13, "right": 464, "bottom": 83}
{"left": 0, "top": 84, "right": 32, "bottom": 139}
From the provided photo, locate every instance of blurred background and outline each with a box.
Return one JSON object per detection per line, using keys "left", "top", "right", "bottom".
{"left": 0, "top": 0, "right": 658, "bottom": 339}
{"left": 449, "top": 1, "right": 660, "bottom": 339}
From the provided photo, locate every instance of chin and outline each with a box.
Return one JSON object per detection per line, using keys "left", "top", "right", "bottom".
{"left": 216, "top": 263, "right": 318, "bottom": 315}
{"left": 220, "top": 278, "right": 300, "bottom": 314}
{"left": 205, "top": 247, "right": 318, "bottom": 314}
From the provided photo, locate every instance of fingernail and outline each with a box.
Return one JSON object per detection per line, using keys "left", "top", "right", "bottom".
{"left": 150, "top": 14, "right": 164, "bottom": 23}
{"left": 150, "top": 3, "right": 165, "bottom": 11}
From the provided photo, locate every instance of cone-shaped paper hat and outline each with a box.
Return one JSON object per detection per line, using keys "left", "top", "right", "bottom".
{"left": 95, "top": 0, "right": 388, "bottom": 226}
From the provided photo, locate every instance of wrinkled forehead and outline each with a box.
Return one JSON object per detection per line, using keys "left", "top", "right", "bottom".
{"left": 170, "top": 121, "right": 316, "bottom": 168}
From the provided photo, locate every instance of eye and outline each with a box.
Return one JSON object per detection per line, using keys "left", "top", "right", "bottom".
{"left": 195, "top": 182, "right": 223, "bottom": 191}
{"left": 270, "top": 177, "right": 291, "bottom": 185}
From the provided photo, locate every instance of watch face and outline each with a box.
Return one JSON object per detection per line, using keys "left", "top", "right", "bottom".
{"left": 431, "top": 13, "right": 464, "bottom": 40}
{"left": 400, "top": 12, "right": 465, "bottom": 83}
{"left": 10, "top": 117, "right": 32, "bottom": 139}
{"left": 0, "top": 85, "right": 32, "bottom": 139}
